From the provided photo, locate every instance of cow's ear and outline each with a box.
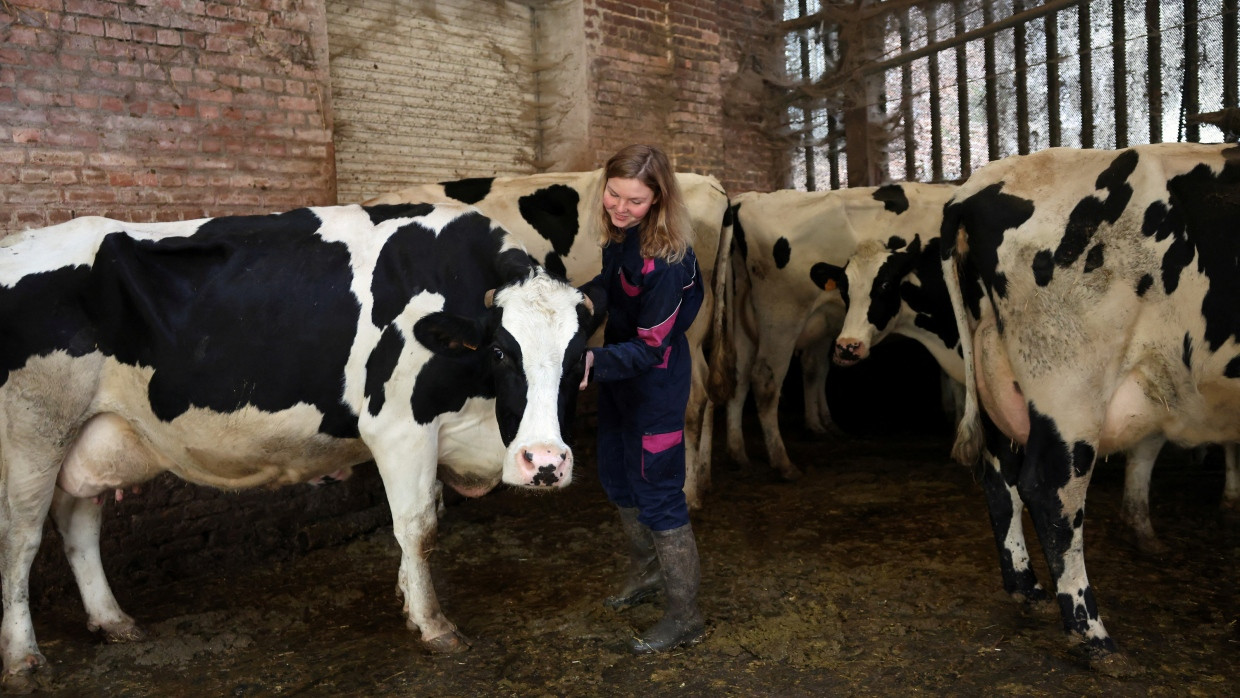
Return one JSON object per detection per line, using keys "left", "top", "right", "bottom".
{"left": 414, "top": 312, "right": 486, "bottom": 357}
{"left": 578, "top": 281, "right": 609, "bottom": 335}
{"left": 809, "top": 262, "right": 846, "bottom": 292}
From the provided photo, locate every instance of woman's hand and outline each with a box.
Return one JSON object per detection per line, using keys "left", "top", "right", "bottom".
{"left": 579, "top": 350, "right": 594, "bottom": 390}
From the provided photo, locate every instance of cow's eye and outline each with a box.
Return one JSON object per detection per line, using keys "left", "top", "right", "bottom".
{"left": 491, "top": 347, "right": 506, "bottom": 362}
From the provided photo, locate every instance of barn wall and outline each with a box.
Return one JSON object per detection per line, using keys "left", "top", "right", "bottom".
{"left": 0, "top": 0, "right": 337, "bottom": 233}
{"left": 327, "top": 0, "right": 540, "bottom": 203}
{"left": 581, "top": 0, "right": 784, "bottom": 193}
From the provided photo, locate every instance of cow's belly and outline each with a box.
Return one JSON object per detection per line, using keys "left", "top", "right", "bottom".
{"left": 62, "top": 364, "right": 372, "bottom": 496}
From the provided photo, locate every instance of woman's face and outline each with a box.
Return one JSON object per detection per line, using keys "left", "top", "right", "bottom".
{"left": 603, "top": 177, "right": 656, "bottom": 229}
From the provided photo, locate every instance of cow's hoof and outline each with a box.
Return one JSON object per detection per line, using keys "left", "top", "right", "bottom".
{"left": 103, "top": 624, "right": 147, "bottom": 644}
{"left": 2, "top": 655, "right": 51, "bottom": 695}
{"left": 1090, "top": 649, "right": 1143, "bottom": 677}
{"left": 776, "top": 467, "right": 802, "bottom": 482}
{"left": 422, "top": 629, "right": 472, "bottom": 654}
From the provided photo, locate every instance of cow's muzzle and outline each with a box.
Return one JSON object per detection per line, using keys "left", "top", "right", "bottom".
{"left": 516, "top": 443, "right": 573, "bottom": 487}
{"left": 833, "top": 339, "right": 867, "bottom": 367}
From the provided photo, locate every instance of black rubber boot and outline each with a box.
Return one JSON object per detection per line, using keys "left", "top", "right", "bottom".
{"left": 603, "top": 507, "right": 663, "bottom": 610}
{"left": 627, "top": 523, "right": 705, "bottom": 654}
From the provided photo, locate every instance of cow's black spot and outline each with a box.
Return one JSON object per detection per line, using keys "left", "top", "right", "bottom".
{"left": 887, "top": 235, "right": 907, "bottom": 250}
{"left": 1225, "top": 355, "right": 1240, "bottom": 378}
{"left": 1053, "top": 149, "right": 1138, "bottom": 270}
{"left": 519, "top": 184, "right": 579, "bottom": 257}
{"left": 441, "top": 177, "right": 495, "bottom": 205}
{"left": 903, "top": 238, "right": 960, "bottom": 351}
{"left": 1084, "top": 243, "right": 1104, "bottom": 272}
{"left": 543, "top": 252, "right": 567, "bottom": 281}
{"left": 82, "top": 208, "right": 362, "bottom": 438}
{"left": 941, "top": 182, "right": 1035, "bottom": 301}
{"left": 873, "top": 183, "right": 910, "bottom": 214}
{"left": 1182, "top": 332, "right": 1194, "bottom": 369}
{"left": 1032, "top": 249, "right": 1054, "bottom": 286}
{"left": 863, "top": 235, "right": 921, "bottom": 332}
{"left": 365, "top": 325, "right": 405, "bottom": 416}
{"left": 773, "top": 237, "right": 791, "bottom": 269}
{"left": 1157, "top": 159, "right": 1240, "bottom": 350}
{"left": 364, "top": 202, "right": 435, "bottom": 225}
{"left": 1135, "top": 273, "right": 1154, "bottom": 296}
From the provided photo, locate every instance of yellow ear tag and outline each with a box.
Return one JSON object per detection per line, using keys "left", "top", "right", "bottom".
{"left": 463, "top": 342, "right": 478, "bottom": 351}
{"left": 822, "top": 279, "right": 837, "bottom": 292}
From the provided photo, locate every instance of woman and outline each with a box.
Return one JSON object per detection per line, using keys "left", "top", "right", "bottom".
{"left": 578, "top": 144, "right": 706, "bottom": 654}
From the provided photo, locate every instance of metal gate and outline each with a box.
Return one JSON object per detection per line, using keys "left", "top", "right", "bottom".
{"left": 782, "top": 0, "right": 1240, "bottom": 189}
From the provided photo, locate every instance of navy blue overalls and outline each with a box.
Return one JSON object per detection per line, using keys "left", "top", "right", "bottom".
{"left": 587, "top": 227, "right": 703, "bottom": 532}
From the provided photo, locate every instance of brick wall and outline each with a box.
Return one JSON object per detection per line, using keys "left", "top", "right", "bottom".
{"left": 582, "top": 0, "right": 784, "bottom": 193}
{"left": 0, "top": 0, "right": 336, "bottom": 233}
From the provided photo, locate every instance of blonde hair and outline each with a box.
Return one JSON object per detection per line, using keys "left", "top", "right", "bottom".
{"left": 592, "top": 144, "right": 694, "bottom": 263}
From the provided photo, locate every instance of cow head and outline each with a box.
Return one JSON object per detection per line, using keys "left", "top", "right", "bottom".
{"left": 820, "top": 236, "right": 922, "bottom": 367}
{"left": 414, "top": 269, "right": 603, "bottom": 490}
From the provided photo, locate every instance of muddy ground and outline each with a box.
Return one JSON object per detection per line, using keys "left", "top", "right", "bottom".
{"left": 21, "top": 357, "right": 1240, "bottom": 696}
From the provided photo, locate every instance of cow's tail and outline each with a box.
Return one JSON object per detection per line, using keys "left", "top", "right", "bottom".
{"left": 940, "top": 204, "right": 984, "bottom": 465}
{"left": 706, "top": 201, "right": 737, "bottom": 404}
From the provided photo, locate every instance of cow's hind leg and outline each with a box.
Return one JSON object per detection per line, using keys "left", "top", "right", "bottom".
{"left": 49, "top": 490, "right": 144, "bottom": 643}
{"left": 1019, "top": 407, "right": 1137, "bottom": 674}
{"left": 977, "top": 415, "right": 1047, "bottom": 603}
{"left": 1222, "top": 444, "right": 1240, "bottom": 514}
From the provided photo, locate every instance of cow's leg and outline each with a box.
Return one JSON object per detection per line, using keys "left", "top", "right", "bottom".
{"left": 1120, "top": 435, "right": 1167, "bottom": 554}
{"left": 724, "top": 321, "right": 757, "bottom": 469}
{"left": 797, "top": 340, "right": 833, "bottom": 435}
{"left": 1019, "top": 407, "right": 1116, "bottom": 659}
{"left": 750, "top": 330, "right": 803, "bottom": 480}
{"left": 978, "top": 415, "right": 1046, "bottom": 602}
{"left": 49, "top": 490, "right": 144, "bottom": 643}
{"left": 1222, "top": 444, "right": 1240, "bottom": 513}
{"left": 796, "top": 311, "right": 836, "bottom": 435}
{"left": 370, "top": 435, "right": 467, "bottom": 653}
{"left": 0, "top": 455, "right": 60, "bottom": 692}
{"left": 682, "top": 323, "right": 713, "bottom": 509}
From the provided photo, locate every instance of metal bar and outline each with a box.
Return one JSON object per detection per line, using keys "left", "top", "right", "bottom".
{"left": 1079, "top": 2, "right": 1094, "bottom": 148}
{"left": 1014, "top": 0, "right": 1030, "bottom": 154}
{"left": 1147, "top": 0, "right": 1162, "bottom": 143}
{"left": 983, "top": 2, "right": 999, "bottom": 163}
{"left": 955, "top": 0, "right": 971, "bottom": 177}
{"left": 1047, "top": 8, "right": 1061, "bottom": 147}
{"left": 1113, "top": 0, "right": 1127, "bottom": 148}
{"left": 797, "top": 0, "right": 816, "bottom": 190}
{"left": 927, "top": 2, "right": 943, "bottom": 182}
{"left": 841, "top": 0, "right": 1085, "bottom": 79}
{"left": 824, "top": 26, "right": 840, "bottom": 189}
{"left": 1186, "top": 0, "right": 1199, "bottom": 142}
{"left": 899, "top": 9, "right": 915, "bottom": 180}
{"left": 1224, "top": 0, "right": 1237, "bottom": 109}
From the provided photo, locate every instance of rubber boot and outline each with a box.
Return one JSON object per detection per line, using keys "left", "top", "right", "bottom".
{"left": 628, "top": 523, "right": 706, "bottom": 654}
{"left": 603, "top": 507, "right": 663, "bottom": 610}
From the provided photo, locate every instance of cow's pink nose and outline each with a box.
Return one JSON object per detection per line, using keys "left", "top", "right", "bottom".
{"left": 519, "top": 444, "right": 572, "bottom": 486}
{"left": 834, "top": 339, "right": 867, "bottom": 366}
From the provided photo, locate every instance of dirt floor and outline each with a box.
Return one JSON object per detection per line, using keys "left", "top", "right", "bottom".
{"left": 22, "top": 404, "right": 1237, "bottom": 697}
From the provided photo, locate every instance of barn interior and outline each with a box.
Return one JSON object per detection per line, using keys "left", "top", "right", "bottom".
{"left": 2, "top": 0, "right": 1239, "bottom": 695}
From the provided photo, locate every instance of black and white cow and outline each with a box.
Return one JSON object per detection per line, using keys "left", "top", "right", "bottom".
{"left": 365, "top": 171, "right": 730, "bottom": 507}
{"left": 0, "top": 203, "right": 602, "bottom": 692}
{"left": 940, "top": 142, "right": 1240, "bottom": 667}
{"left": 815, "top": 231, "right": 1239, "bottom": 571}
{"left": 708, "top": 183, "right": 957, "bottom": 479}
